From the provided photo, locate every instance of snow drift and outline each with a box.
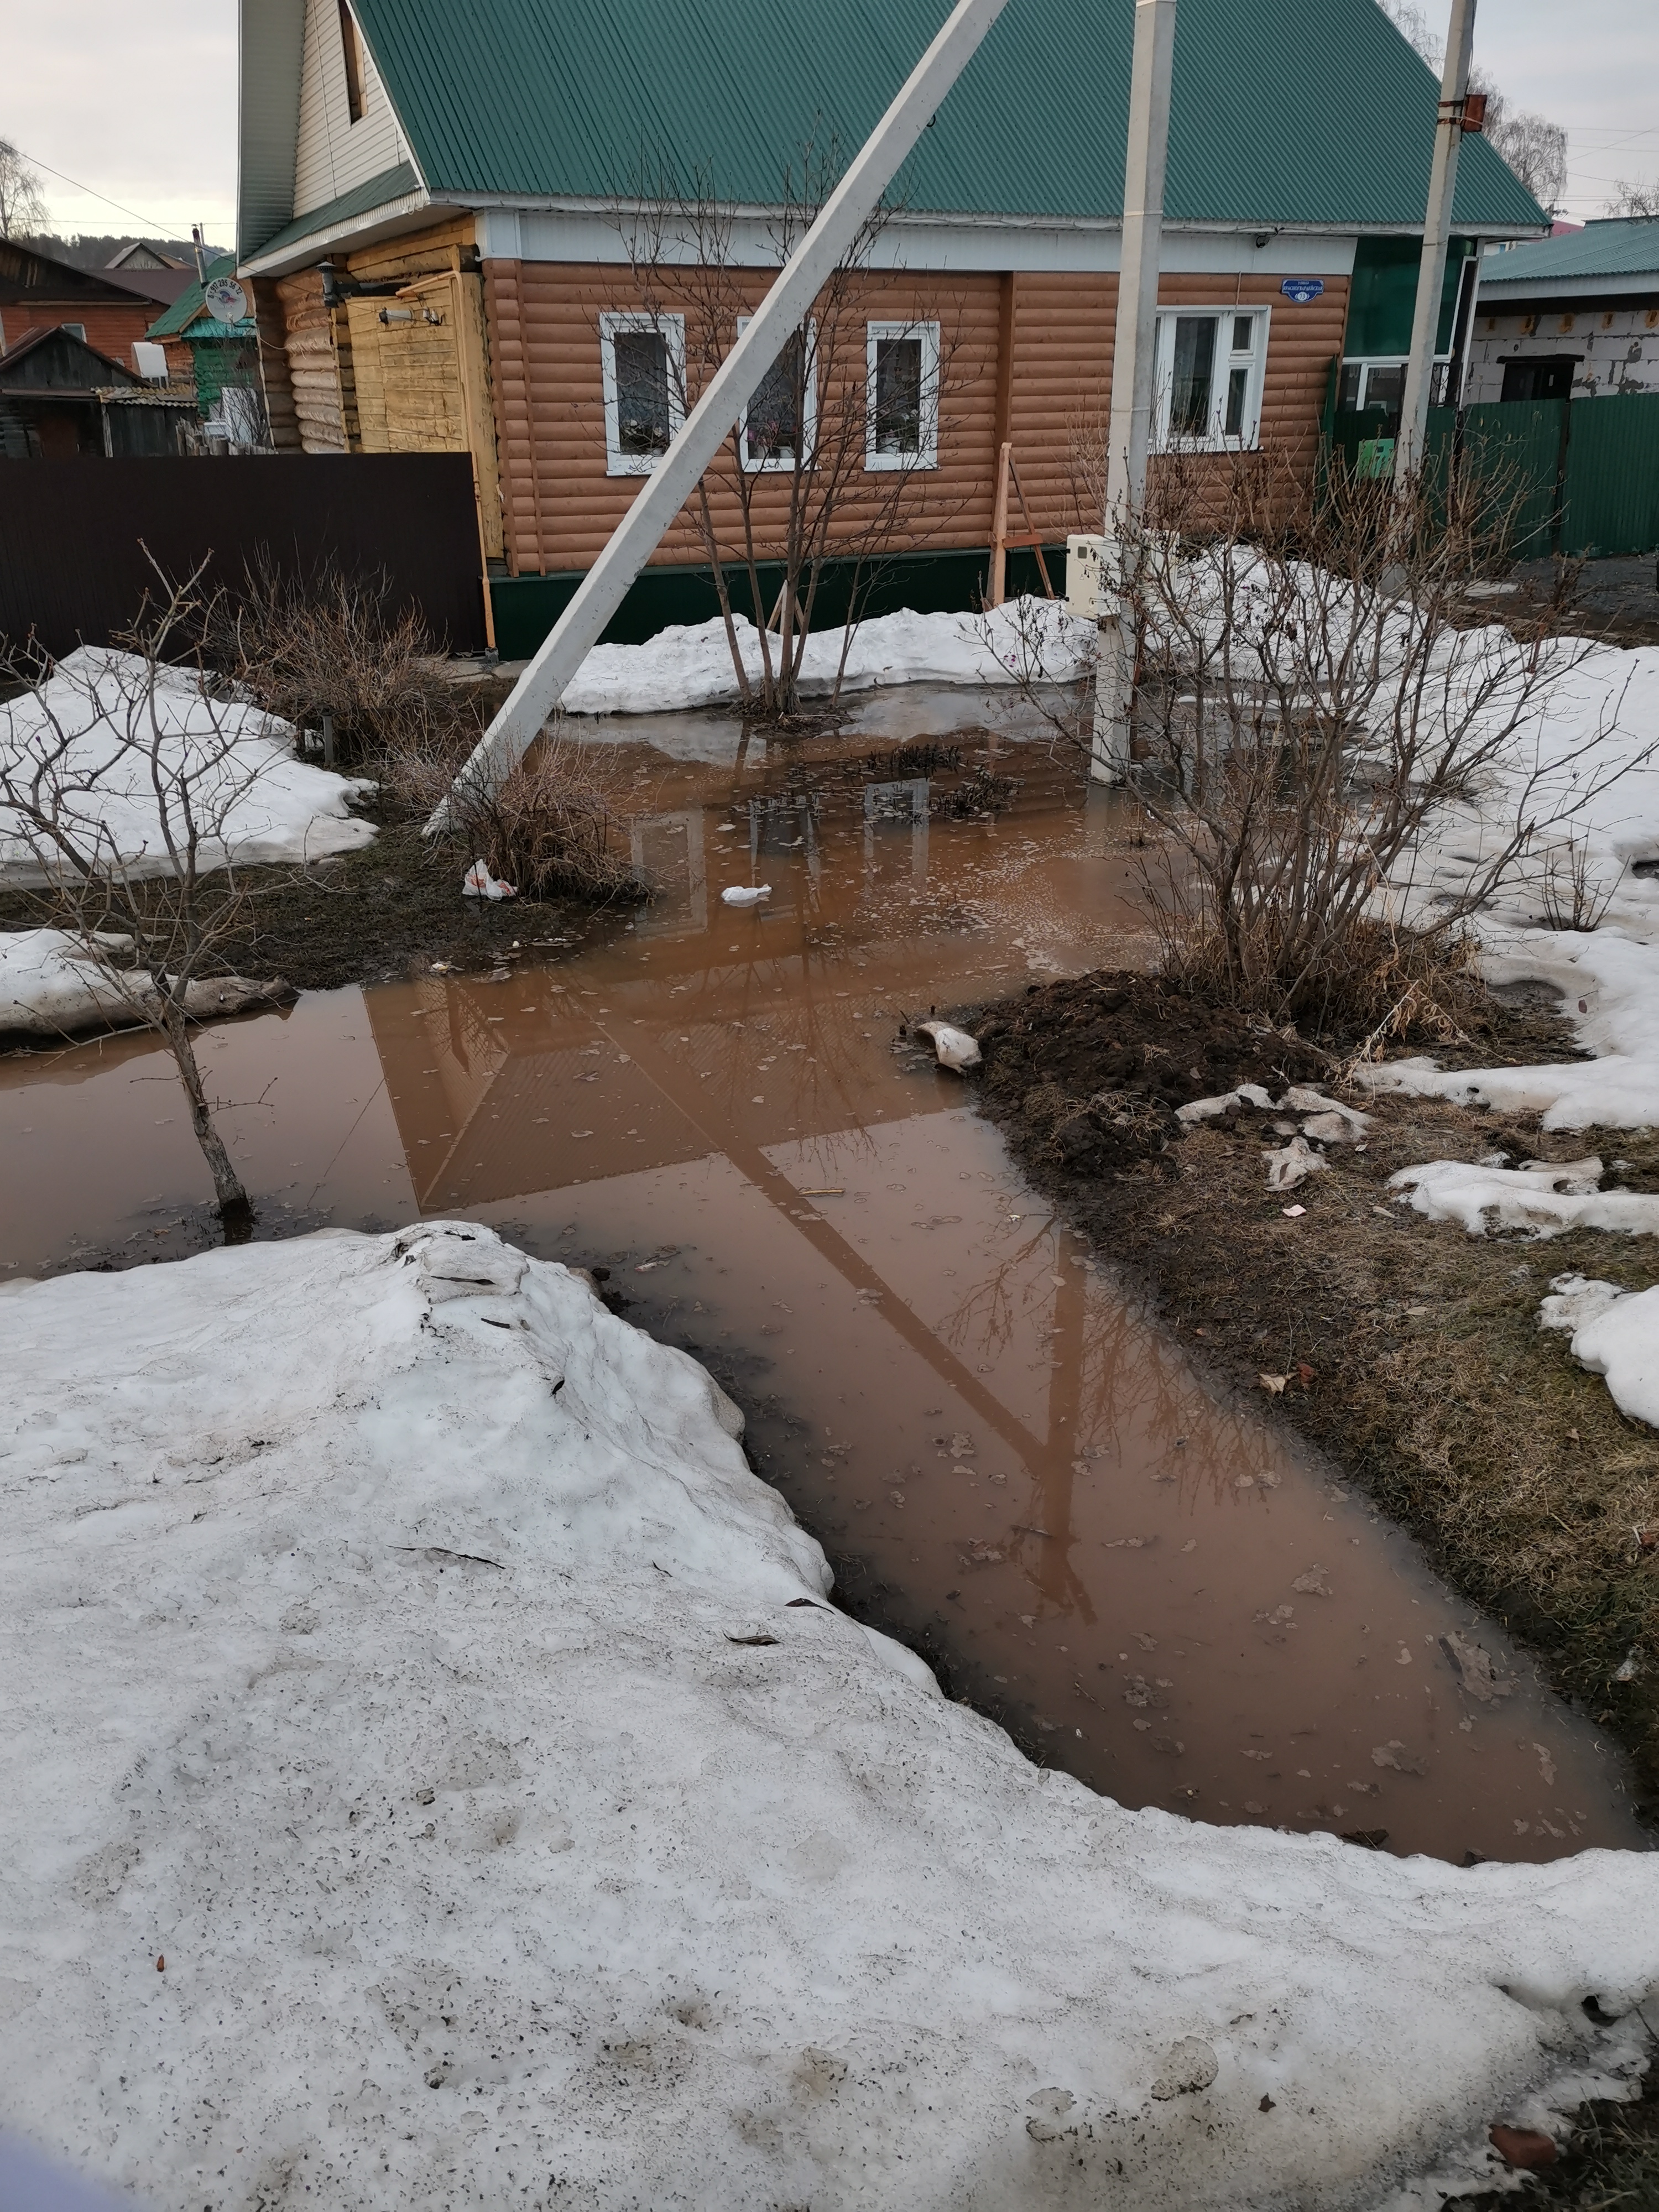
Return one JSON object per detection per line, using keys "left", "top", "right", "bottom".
{"left": 0, "top": 927, "right": 291, "bottom": 1038}
{"left": 0, "top": 648, "right": 376, "bottom": 886}
{"left": 558, "top": 599, "right": 1092, "bottom": 716}
{"left": 2, "top": 1224, "right": 1656, "bottom": 2210}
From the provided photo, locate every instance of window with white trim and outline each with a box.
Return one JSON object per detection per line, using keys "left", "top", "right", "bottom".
{"left": 599, "top": 312, "right": 685, "bottom": 476}
{"left": 865, "top": 320, "right": 940, "bottom": 470}
{"left": 735, "top": 316, "right": 817, "bottom": 472}
{"left": 1153, "top": 307, "right": 1269, "bottom": 450}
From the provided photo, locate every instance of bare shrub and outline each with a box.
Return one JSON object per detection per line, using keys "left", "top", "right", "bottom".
{"left": 989, "top": 441, "right": 1646, "bottom": 1035}
{"left": 207, "top": 555, "right": 465, "bottom": 765}
{"left": 0, "top": 563, "right": 301, "bottom": 1233}
{"left": 384, "top": 721, "right": 640, "bottom": 903}
{"left": 613, "top": 156, "right": 970, "bottom": 719}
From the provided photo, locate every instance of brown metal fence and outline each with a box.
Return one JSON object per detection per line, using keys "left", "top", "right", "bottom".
{"left": 0, "top": 453, "right": 492, "bottom": 658}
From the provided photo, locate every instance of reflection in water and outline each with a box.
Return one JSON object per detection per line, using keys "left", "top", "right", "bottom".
{"left": 0, "top": 703, "right": 1645, "bottom": 1865}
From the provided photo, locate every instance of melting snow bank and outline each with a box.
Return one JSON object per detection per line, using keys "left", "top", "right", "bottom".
{"left": 1389, "top": 1155, "right": 1659, "bottom": 1238}
{"left": 0, "top": 648, "right": 375, "bottom": 885}
{"left": 559, "top": 599, "right": 1091, "bottom": 715}
{"left": 1540, "top": 1274, "right": 1659, "bottom": 1430}
{"left": 3, "top": 1223, "right": 1658, "bottom": 2211}
{"left": 0, "top": 927, "right": 292, "bottom": 1037}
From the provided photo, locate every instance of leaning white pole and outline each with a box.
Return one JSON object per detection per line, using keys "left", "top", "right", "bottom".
{"left": 1394, "top": 0, "right": 1477, "bottom": 480}
{"left": 1091, "top": 0, "right": 1177, "bottom": 785}
{"left": 427, "top": 0, "right": 1010, "bottom": 831}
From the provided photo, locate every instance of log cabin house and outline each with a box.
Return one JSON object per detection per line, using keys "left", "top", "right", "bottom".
{"left": 235, "top": 0, "right": 1547, "bottom": 654}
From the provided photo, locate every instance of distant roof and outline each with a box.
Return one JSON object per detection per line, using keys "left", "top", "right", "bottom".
{"left": 1479, "top": 218, "right": 1659, "bottom": 296}
{"left": 106, "top": 241, "right": 189, "bottom": 271}
{"left": 0, "top": 324, "right": 138, "bottom": 388}
{"left": 146, "top": 254, "right": 257, "bottom": 341}
{"left": 101, "top": 264, "right": 198, "bottom": 307}
{"left": 241, "top": 0, "right": 1547, "bottom": 260}
{"left": 0, "top": 238, "right": 162, "bottom": 309}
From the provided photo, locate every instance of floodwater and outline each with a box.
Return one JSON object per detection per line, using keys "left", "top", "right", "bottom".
{"left": 2, "top": 690, "right": 1645, "bottom": 1865}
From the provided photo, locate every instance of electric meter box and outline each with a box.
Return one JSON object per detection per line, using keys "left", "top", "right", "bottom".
{"left": 1065, "top": 533, "right": 1109, "bottom": 620}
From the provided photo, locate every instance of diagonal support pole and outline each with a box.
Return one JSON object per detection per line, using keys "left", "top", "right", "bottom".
{"left": 425, "top": 0, "right": 1010, "bottom": 834}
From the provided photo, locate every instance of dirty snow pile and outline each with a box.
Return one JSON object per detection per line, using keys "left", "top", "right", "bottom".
{"left": 0, "top": 646, "right": 376, "bottom": 888}
{"left": 1357, "top": 638, "right": 1659, "bottom": 1131}
{"left": 1390, "top": 1153, "right": 1659, "bottom": 1239}
{"left": 0, "top": 927, "right": 289, "bottom": 1039}
{"left": 3, "top": 1224, "right": 1659, "bottom": 2211}
{"left": 559, "top": 597, "right": 1091, "bottom": 715}
{"left": 1540, "top": 1272, "right": 1659, "bottom": 1430}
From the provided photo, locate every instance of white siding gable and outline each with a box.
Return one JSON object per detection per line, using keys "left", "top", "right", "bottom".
{"left": 294, "top": 0, "right": 411, "bottom": 216}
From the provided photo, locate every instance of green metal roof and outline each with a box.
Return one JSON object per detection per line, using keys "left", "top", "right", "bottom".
{"left": 1479, "top": 218, "right": 1659, "bottom": 289}
{"left": 146, "top": 254, "right": 256, "bottom": 340}
{"left": 343, "top": 0, "right": 1543, "bottom": 233}
{"left": 249, "top": 161, "right": 422, "bottom": 264}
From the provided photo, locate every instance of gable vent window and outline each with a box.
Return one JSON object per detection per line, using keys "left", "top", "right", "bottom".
{"left": 1154, "top": 307, "right": 1269, "bottom": 451}
{"left": 338, "top": 0, "right": 367, "bottom": 125}
{"left": 599, "top": 312, "right": 685, "bottom": 476}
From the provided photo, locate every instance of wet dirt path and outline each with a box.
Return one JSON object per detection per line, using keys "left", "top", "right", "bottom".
{"left": 2, "top": 693, "right": 1645, "bottom": 1865}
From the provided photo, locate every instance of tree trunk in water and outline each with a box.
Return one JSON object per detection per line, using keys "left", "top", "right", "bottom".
{"left": 158, "top": 996, "right": 254, "bottom": 1239}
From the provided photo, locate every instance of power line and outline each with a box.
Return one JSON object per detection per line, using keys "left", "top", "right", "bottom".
{"left": 6, "top": 145, "right": 223, "bottom": 236}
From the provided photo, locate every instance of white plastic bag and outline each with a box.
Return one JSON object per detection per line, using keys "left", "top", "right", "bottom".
{"left": 462, "top": 858, "right": 517, "bottom": 901}
{"left": 721, "top": 884, "right": 771, "bottom": 907}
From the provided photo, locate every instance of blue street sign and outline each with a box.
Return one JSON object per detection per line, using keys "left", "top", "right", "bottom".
{"left": 1281, "top": 278, "right": 1326, "bottom": 304}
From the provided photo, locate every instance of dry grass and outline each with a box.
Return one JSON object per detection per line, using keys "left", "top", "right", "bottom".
{"left": 382, "top": 723, "right": 643, "bottom": 905}
{"left": 1081, "top": 1097, "right": 1659, "bottom": 1799}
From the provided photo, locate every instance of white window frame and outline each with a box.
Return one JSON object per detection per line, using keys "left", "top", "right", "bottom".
{"left": 599, "top": 311, "right": 686, "bottom": 478}
{"left": 1152, "top": 306, "right": 1270, "bottom": 452}
{"left": 864, "top": 319, "right": 940, "bottom": 471}
{"left": 735, "top": 314, "right": 818, "bottom": 473}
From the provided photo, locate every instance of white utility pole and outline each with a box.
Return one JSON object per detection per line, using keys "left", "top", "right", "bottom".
{"left": 1394, "top": 0, "right": 1478, "bottom": 479}
{"left": 1091, "top": 0, "right": 1177, "bottom": 784}
{"left": 427, "top": 0, "right": 1010, "bottom": 830}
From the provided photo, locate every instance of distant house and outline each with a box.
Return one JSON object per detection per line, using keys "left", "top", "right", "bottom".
{"left": 0, "top": 326, "right": 199, "bottom": 458}
{"left": 233, "top": 0, "right": 1547, "bottom": 638}
{"left": 106, "top": 241, "right": 189, "bottom": 274}
{"left": 0, "top": 239, "right": 189, "bottom": 368}
{"left": 145, "top": 253, "right": 269, "bottom": 448}
{"left": 1465, "top": 218, "right": 1659, "bottom": 403}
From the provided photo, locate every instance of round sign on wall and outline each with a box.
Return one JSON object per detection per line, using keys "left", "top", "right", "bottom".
{"left": 203, "top": 276, "right": 249, "bottom": 324}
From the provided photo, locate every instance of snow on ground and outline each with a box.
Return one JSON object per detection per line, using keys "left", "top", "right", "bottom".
{"left": 1, "top": 929, "right": 145, "bottom": 1036}
{"left": 559, "top": 599, "right": 1091, "bottom": 715}
{"left": 0, "top": 928, "right": 290, "bottom": 1039}
{"left": 1390, "top": 1155, "right": 1659, "bottom": 1237}
{"left": 1540, "top": 1274, "right": 1659, "bottom": 1430}
{"left": 1357, "top": 638, "right": 1659, "bottom": 1131}
{"left": 0, "top": 649, "right": 376, "bottom": 886}
{"left": 3, "top": 1222, "right": 1657, "bottom": 2211}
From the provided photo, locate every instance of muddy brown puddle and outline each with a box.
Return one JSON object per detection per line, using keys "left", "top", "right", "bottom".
{"left": 2, "top": 692, "right": 1645, "bottom": 1865}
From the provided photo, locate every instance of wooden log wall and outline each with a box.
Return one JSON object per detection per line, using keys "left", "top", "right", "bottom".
{"left": 249, "top": 278, "right": 301, "bottom": 450}
{"left": 482, "top": 259, "right": 1349, "bottom": 579}
{"left": 275, "top": 268, "right": 346, "bottom": 453}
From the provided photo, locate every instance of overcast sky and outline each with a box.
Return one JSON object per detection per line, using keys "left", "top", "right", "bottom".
{"left": 6, "top": 0, "right": 1656, "bottom": 248}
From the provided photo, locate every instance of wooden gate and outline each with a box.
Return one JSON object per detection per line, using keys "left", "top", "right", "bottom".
{"left": 346, "top": 272, "right": 504, "bottom": 561}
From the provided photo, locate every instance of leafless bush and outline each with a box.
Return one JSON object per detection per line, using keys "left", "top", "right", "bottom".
{"left": 612, "top": 154, "right": 970, "bottom": 718}
{"left": 207, "top": 555, "right": 467, "bottom": 765}
{"left": 0, "top": 562, "right": 300, "bottom": 1233}
{"left": 990, "top": 441, "right": 1646, "bottom": 1035}
{"left": 384, "top": 719, "right": 640, "bottom": 903}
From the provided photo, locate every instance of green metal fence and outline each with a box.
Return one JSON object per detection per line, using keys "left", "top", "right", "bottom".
{"left": 1324, "top": 392, "right": 1659, "bottom": 560}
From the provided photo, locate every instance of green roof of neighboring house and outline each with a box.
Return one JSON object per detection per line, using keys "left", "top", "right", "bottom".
{"left": 249, "top": 161, "right": 423, "bottom": 265}
{"left": 1479, "top": 217, "right": 1659, "bottom": 290}
{"left": 146, "top": 253, "right": 257, "bottom": 340}
{"left": 332, "top": 0, "right": 1542, "bottom": 237}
